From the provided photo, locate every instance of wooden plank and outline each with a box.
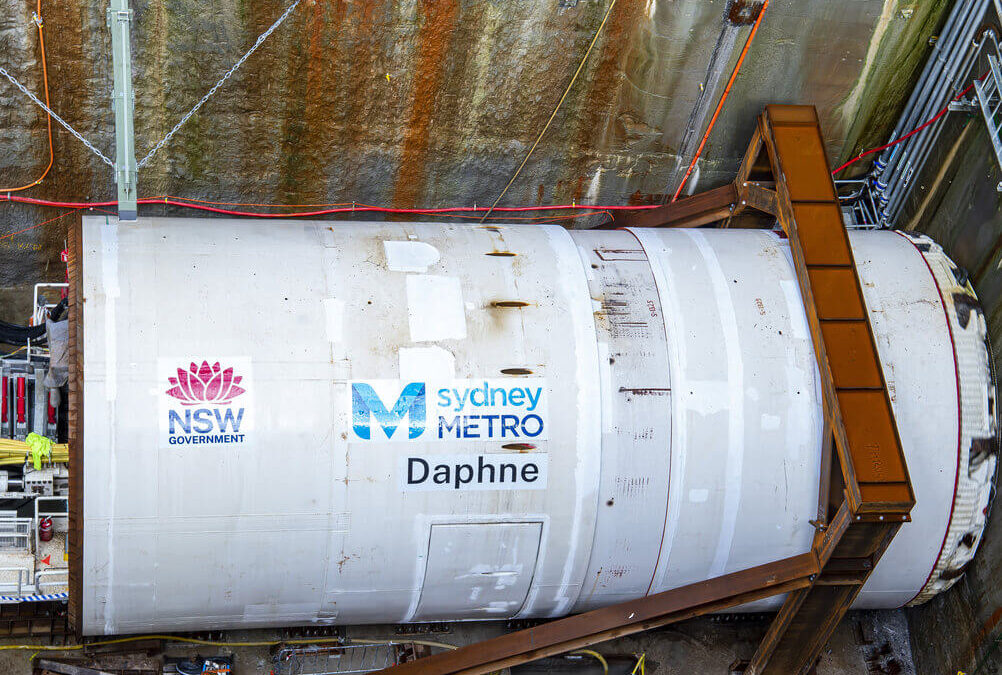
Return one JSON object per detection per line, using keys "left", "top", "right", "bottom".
{"left": 385, "top": 553, "right": 819, "bottom": 675}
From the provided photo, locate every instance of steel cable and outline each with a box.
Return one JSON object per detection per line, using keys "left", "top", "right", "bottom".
{"left": 136, "top": 0, "right": 302, "bottom": 169}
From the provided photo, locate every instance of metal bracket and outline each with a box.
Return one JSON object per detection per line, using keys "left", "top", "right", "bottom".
{"left": 107, "top": 0, "right": 137, "bottom": 220}
{"left": 948, "top": 98, "right": 979, "bottom": 113}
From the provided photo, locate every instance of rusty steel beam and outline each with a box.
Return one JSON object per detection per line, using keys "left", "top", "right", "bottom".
{"left": 735, "top": 181, "right": 778, "bottom": 217}
{"left": 742, "top": 105, "right": 913, "bottom": 675}
{"left": 385, "top": 553, "right": 819, "bottom": 675}
{"left": 754, "top": 105, "right": 914, "bottom": 515}
{"left": 603, "top": 183, "right": 737, "bottom": 229}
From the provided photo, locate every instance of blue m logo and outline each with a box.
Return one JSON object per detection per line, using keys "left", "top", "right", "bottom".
{"left": 351, "top": 382, "right": 426, "bottom": 440}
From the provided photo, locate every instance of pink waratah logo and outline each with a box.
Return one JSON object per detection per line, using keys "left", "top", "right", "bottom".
{"left": 166, "top": 361, "right": 246, "bottom": 406}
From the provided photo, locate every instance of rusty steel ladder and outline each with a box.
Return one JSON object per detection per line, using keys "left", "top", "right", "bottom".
{"left": 384, "top": 105, "right": 915, "bottom": 675}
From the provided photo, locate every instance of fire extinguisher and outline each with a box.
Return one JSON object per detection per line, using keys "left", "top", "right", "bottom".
{"left": 38, "top": 516, "right": 52, "bottom": 542}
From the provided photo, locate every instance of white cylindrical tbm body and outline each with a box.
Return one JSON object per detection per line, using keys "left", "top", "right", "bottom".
{"left": 75, "top": 216, "right": 996, "bottom": 635}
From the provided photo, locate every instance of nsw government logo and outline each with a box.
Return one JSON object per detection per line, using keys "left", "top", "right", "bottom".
{"left": 159, "top": 358, "right": 254, "bottom": 448}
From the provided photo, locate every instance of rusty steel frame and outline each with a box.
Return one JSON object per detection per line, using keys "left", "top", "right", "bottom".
{"left": 381, "top": 105, "right": 915, "bottom": 675}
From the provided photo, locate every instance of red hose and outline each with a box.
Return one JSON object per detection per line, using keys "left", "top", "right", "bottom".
{"left": 0, "top": 194, "right": 660, "bottom": 218}
{"left": 832, "top": 74, "right": 987, "bottom": 175}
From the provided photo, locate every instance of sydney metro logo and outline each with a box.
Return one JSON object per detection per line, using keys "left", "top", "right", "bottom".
{"left": 350, "top": 379, "right": 548, "bottom": 443}
{"left": 352, "top": 382, "right": 426, "bottom": 440}
{"left": 166, "top": 361, "right": 246, "bottom": 405}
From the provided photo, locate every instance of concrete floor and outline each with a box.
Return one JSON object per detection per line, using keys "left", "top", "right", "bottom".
{"left": 0, "top": 609, "right": 915, "bottom": 674}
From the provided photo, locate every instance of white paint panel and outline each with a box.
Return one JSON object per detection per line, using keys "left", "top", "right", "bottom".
{"left": 413, "top": 523, "right": 542, "bottom": 621}
{"left": 406, "top": 274, "right": 467, "bottom": 342}
{"left": 322, "top": 298, "right": 345, "bottom": 342}
{"left": 384, "top": 240, "right": 441, "bottom": 272}
{"left": 399, "top": 346, "right": 455, "bottom": 381}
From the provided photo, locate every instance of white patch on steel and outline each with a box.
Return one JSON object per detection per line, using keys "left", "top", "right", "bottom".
{"left": 103, "top": 405, "right": 118, "bottom": 635}
{"left": 539, "top": 225, "right": 602, "bottom": 618}
{"left": 243, "top": 602, "right": 319, "bottom": 620}
{"left": 405, "top": 275, "right": 467, "bottom": 342}
{"left": 779, "top": 280, "right": 809, "bottom": 340}
{"left": 322, "top": 298, "right": 345, "bottom": 343}
{"left": 761, "top": 414, "right": 781, "bottom": 430}
{"left": 384, "top": 240, "right": 441, "bottom": 272}
{"left": 100, "top": 219, "right": 120, "bottom": 402}
{"left": 578, "top": 245, "right": 595, "bottom": 281}
{"left": 399, "top": 346, "right": 455, "bottom": 381}
{"left": 598, "top": 342, "right": 614, "bottom": 433}
{"left": 683, "top": 381, "right": 729, "bottom": 415}
{"left": 683, "top": 229, "right": 744, "bottom": 578}
{"left": 688, "top": 488, "right": 709, "bottom": 503}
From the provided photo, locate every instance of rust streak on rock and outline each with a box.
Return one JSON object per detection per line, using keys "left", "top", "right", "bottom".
{"left": 568, "top": 0, "right": 645, "bottom": 184}
{"left": 393, "top": 0, "right": 461, "bottom": 208}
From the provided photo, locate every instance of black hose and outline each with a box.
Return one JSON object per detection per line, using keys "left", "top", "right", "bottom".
{"left": 48, "top": 298, "right": 68, "bottom": 322}
{"left": 0, "top": 319, "right": 45, "bottom": 345}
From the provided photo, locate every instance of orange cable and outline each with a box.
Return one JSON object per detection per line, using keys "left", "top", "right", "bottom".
{"left": 0, "top": 207, "right": 78, "bottom": 241}
{"left": 670, "top": 0, "right": 769, "bottom": 203}
{"left": 1, "top": 0, "right": 53, "bottom": 193}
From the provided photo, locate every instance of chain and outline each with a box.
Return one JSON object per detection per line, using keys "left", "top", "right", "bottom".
{"left": 0, "top": 64, "right": 115, "bottom": 167}
{"left": 137, "top": 0, "right": 302, "bottom": 169}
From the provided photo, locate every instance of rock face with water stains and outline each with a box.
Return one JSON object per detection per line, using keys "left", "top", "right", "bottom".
{"left": 0, "top": 0, "right": 947, "bottom": 316}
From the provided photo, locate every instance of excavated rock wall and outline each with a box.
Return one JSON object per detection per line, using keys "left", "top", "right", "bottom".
{"left": 0, "top": 0, "right": 947, "bottom": 320}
